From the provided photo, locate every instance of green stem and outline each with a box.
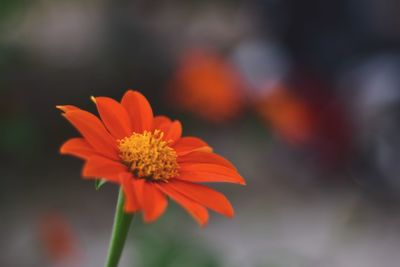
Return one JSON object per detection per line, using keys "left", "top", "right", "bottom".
{"left": 105, "top": 188, "right": 134, "bottom": 267}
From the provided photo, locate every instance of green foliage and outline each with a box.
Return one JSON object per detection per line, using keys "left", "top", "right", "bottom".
{"left": 0, "top": 115, "right": 42, "bottom": 159}
{"left": 0, "top": 0, "right": 29, "bottom": 26}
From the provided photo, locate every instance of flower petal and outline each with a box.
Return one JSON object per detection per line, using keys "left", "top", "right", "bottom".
{"left": 60, "top": 138, "right": 96, "bottom": 159}
{"left": 56, "top": 105, "right": 79, "bottom": 113}
{"left": 63, "top": 110, "right": 118, "bottom": 160}
{"left": 172, "top": 137, "right": 212, "bottom": 156}
{"left": 141, "top": 183, "right": 168, "bottom": 222}
{"left": 178, "top": 151, "right": 237, "bottom": 170}
{"left": 93, "top": 96, "right": 132, "bottom": 139}
{"left": 161, "top": 120, "right": 182, "bottom": 143}
{"left": 167, "top": 180, "right": 234, "bottom": 217}
{"left": 177, "top": 172, "right": 245, "bottom": 185}
{"left": 180, "top": 163, "right": 239, "bottom": 175}
{"left": 152, "top": 116, "right": 172, "bottom": 130}
{"left": 82, "top": 156, "right": 127, "bottom": 182}
{"left": 177, "top": 163, "right": 245, "bottom": 185}
{"left": 132, "top": 179, "right": 145, "bottom": 208}
{"left": 120, "top": 173, "right": 140, "bottom": 212}
{"left": 121, "top": 90, "right": 153, "bottom": 133}
{"left": 157, "top": 184, "right": 209, "bottom": 226}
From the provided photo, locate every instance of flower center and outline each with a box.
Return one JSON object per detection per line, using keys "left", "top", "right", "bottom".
{"left": 117, "top": 130, "right": 179, "bottom": 181}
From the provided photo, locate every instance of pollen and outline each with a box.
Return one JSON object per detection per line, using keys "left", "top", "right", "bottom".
{"left": 118, "top": 130, "right": 179, "bottom": 181}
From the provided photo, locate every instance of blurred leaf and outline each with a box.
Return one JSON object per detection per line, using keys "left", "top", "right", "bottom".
{"left": 0, "top": 0, "right": 29, "bottom": 26}
{"left": 0, "top": 115, "right": 42, "bottom": 159}
{"left": 95, "top": 179, "right": 107, "bottom": 190}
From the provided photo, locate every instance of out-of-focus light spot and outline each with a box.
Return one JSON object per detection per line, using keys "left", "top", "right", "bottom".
{"left": 232, "top": 39, "right": 290, "bottom": 98}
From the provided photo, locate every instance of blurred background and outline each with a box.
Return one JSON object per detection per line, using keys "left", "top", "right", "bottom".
{"left": 1, "top": 0, "right": 400, "bottom": 266}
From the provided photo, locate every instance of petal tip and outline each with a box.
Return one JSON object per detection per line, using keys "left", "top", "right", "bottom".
{"left": 126, "top": 89, "right": 140, "bottom": 95}
{"left": 56, "top": 105, "right": 68, "bottom": 113}
{"left": 143, "top": 215, "right": 157, "bottom": 223}
{"left": 236, "top": 174, "right": 246, "bottom": 185}
{"left": 56, "top": 105, "right": 79, "bottom": 113}
{"left": 123, "top": 89, "right": 140, "bottom": 98}
{"left": 226, "top": 209, "right": 235, "bottom": 218}
{"left": 59, "top": 146, "right": 66, "bottom": 155}
{"left": 199, "top": 220, "right": 209, "bottom": 228}
{"left": 126, "top": 90, "right": 150, "bottom": 104}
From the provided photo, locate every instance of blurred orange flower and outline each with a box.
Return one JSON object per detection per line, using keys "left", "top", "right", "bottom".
{"left": 38, "top": 213, "right": 79, "bottom": 264}
{"left": 169, "top": 49, "right": 245, "bottom": 123}
{"left": 256, "top": 83, "right": 352, "bottom": 165}
{"left": 256, "top": 85, "right": 315, "bottom": 145}
{"left": 58, "top": 90, "right": 245, "bottom": 226}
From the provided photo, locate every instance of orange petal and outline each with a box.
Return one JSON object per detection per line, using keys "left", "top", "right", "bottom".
{"left": 82, "top": 156, "right": 127, "bottom": 182}
{"left": 93, "top": 97, "right": 132, "bottom": 139}
{"left": 157, "top": 184, "right": 209, "bottom": 226}
{"left": 177, "top": 172, "right": 245, "bottom": 185}
{"left": 167, "top": 180, "right": 234, "bottom": 217}
{"left": 152, "top": 116, "right": 172, "bottom": 130}
{"left": 177, "top": 163, "right": 245, "bottom": 185}
{"left": 156, "top": 122, "right": 172, "bottom": 136}
{"left": 56, "top": 105, "right": 79, "bottom": 113}
{"left": 119, "top": 173, "right": 140, "bottom": 212}
{"left": 60, "top": 138, "right": 96, "bottom": 159}
{"left": 162, "top": 120, "right": 182, "bottom": 143}
{"left": 178, "top": 151, "right": 237, "bottom": 170}
{"left": 63, "top": 110, "right": 118, "bottom": 160}
{"left": 180, "top": 163, "right": 239, "bottom": 175}
{"left": 132, "top": 179, "right": 145, "bottom": 208}
{"left": 141, "top": 183, "right": 168, "bottom": 223}
{"left": 173, "top": 137, "right": 212, "bottom": 156}
{"left": 121, "top": 90, "right": 153, "bottom": 133}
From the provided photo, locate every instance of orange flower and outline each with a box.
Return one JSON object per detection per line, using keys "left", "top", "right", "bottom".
{"left": 169, "top": 49, "right": 245, "bottom": 123}
{"left": 256, "top": 85, "right": 315, "bottom": 145}
{"left": 58, "top": 90, "right": 245, "bottom": 226}
{"left": 38, "top": 213, "right": 79, "bottom": 263}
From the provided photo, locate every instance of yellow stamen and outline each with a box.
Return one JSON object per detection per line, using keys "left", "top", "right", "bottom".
{"left": 118, "top": 130, "right": 179, "bottom": 181}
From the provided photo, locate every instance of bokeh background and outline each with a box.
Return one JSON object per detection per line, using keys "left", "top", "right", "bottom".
{"left": 1, "top": 0, "right": 400, "bottom": 266}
